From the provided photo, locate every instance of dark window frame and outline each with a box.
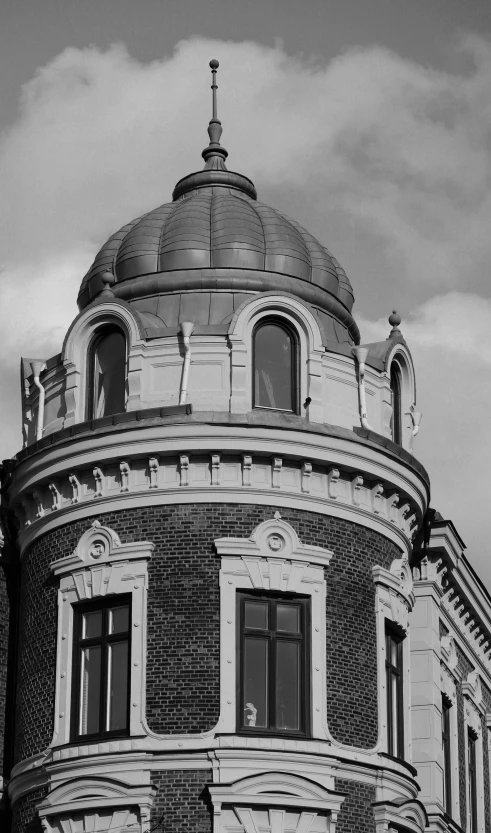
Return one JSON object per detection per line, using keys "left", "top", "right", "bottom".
{"left": 390, "top": 360, "right": 403, "bottom": 445}
{"left": 385, "top": 623, "right": 404, "bottom": 759}
{"left": 71, "top": 595, "right": 131, "bottom": 743}
{"left": 442, "top": 695, "right": 452, "bottom": 815}
{"left": 86, "top": 325, "right": 127, "bottom": 421}
{"left": 252, "top": 317, "right": 299, "bottom": 414}
{"left": 236, "top": 591, "right": 310, "bottom": 738}
{"left": 468, "top": 729, "right": 478, "bottom": 833}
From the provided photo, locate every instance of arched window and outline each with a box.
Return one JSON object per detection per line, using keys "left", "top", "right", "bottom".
{"left": 390, "top": 360, "right": 403, "bottom": 444}
{"left": 253, "top": 319, "right": 298, "bottom": 413}
{"left": 88, "top": 328, "right": 126, "bottom": 419}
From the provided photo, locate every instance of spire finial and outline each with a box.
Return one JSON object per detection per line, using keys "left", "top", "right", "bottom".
{"left": 210, "top": 58, "right": 219, "bottom": 120}
{"left": 202, "top": 59, "right": 228, "bottom": 167}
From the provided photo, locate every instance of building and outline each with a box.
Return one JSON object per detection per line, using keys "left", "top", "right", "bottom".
{"left": 0, "top": 60, "right": 490, "bottom": 833}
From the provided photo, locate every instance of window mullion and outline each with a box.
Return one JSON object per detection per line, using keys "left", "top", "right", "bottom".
{"left": 101, "top": 608, "right": 109, "bottom": 735}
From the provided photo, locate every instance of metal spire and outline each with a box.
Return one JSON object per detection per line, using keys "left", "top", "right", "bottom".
{"left": 202, "top": 59, "right": 228, "bottom": 167}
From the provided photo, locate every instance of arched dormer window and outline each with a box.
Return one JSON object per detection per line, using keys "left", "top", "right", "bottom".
{"left": 390, "top": 359, "right": 403, "bottom": 444}
{"left": 88, "top": 327, "right": 126, "bottom": 420}
{"left": 253, "top": 319, "right": 298, "bottom": 413}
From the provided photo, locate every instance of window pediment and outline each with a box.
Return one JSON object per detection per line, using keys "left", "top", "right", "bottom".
{"left": 215, "top": 514, "right": 333, "bottom": 569}
{"left": 209, "top": 772, "right": 345, "bottom": 833}
{"left": 37, "top": 776, "right": 156, "bottom": 833}
{"left": 50, "top": 520, "right": 154, "bottom": 580}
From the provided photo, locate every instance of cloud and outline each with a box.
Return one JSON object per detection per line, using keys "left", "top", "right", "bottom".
{"left": 2, "top": 36, "right": 491, "bottom": 290}
{"left": 360, "top": 291, "right": 491, "bottom": 365}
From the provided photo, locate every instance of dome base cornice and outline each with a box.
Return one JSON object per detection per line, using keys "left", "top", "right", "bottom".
{"left": 110, "top": 268, "right": 360, "bottom": 344}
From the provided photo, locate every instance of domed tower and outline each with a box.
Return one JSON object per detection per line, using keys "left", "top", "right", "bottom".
{"left": 2, "top": 62, "right": 429, "bottom": 833}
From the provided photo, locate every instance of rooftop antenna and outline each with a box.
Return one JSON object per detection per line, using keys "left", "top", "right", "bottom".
{"left": 202, "top": 59, "right": 228, "bottom": 167}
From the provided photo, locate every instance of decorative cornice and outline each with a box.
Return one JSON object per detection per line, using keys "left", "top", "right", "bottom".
{"left": 12, "top": 440, "right": 424, "bottom": 557}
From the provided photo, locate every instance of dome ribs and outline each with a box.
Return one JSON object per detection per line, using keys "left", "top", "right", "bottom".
{"left": 159, "top": 194, "right": 212, "bottom": 271}
{"left": 115, "top": 204, "right": 175, "bottom": 282}
{"left": 211, "top": 192, "right": 265, "bottom": 270}
{"left": 253, "top": 203, "right": 311, "bottom": 282}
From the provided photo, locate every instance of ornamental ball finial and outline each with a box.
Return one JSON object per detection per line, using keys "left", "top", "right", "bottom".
{"left": 387, "top": 309, "right": 402, "bottom": 340}
{"left": 388, "top": 310, "right": 401, "bottom": 327}
{"left": 209, "top": 59, "right": 219, "bottom": 70}
{"left": 99, "top": 270, "right": 115, "bottom": 299}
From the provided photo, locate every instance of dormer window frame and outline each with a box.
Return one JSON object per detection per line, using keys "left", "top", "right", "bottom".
{"left": 61, "top": 304, "right": 143, "bottom": 428}
{"left": 386, "top": 346, "right": 416, "bottom": 449}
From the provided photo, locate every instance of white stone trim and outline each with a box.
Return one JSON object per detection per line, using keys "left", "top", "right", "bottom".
{"left": 372, "top": 798, "right": 427, "bottom": 833}
{"left": 228, "top": 294, "right": 325, "bottom": 422}
{"left": 373, "top": 553, "right": 413, "bottom": 759}
{"left": 463, "top": 677, "right": 485, "bottom": 833}
{"left": 215, "top": 516, "right": 332, "bottom": 741}
{"left": 49, "top": 521, "right": 154, "bottom": 746}
{"left": 440, "top": 660, "right": 460, "bottom": 825}
{"left": 208, "top": 772, "right": 345, "bottom": 833}
{"left": 37, "top": 774, "right": 156, "bottom": 833}
{"left": 17, "top": 485, "right": 414, "bottom": 558}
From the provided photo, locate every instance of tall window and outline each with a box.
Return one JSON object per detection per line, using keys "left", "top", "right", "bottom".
{"left": 238, "top": 593, "right": 309, "bottom": 735}
{"left": 442, "top": 697, "right": 452, "bottom": 815}
{"left": 253, "top": 319, "right": 297, "bottom": 413}
{"left": 88, "top": 328, "right": 126, "bottom": 419}
{"left": 385, "top": 626, "right": 404, "bottom": 758}
{"left": 72, "top": 598, "right": 131, "bottom": 741}
{"left": 468, "top": 731, "right": 478, "bottom": 833}
{"left": 390, "top": 361, "right": 403, "bottom": 444}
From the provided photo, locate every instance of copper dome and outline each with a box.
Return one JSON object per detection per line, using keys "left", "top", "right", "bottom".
{"left": 79, "top": 186, "right": 354, "bottom": 311}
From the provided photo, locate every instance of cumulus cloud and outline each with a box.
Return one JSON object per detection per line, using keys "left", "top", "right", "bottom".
{"left": 360, "top": 292, "right": 491, "bottom": 365}
{"left": 2, "top": 36, "right": 491, "bottom": 289}
{"left": 1, "top": 36, "right": 491, "bottom": 577}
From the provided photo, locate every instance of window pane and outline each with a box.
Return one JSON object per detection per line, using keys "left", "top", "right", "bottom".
{"left": 277, "top": 604, "right": 300, "bottom": 633}
{"left": 254, "top": 323, "right": 294, "bottom": 411}
{"left": 276, "top": 640, "right": 300, "bottom": 730}
{"left": 93, "top": 331, "right": 126, "bottom": 418}
{"left": 388, "top": 634, "right": 399, "bottom": 667}
{"left": 79, "top": 645, "right": 101, "bottom": 735}
{"left": 243, "top": 637, "right": 268, "bottom": 728}
{"left": 82, "top": 610, "right": 102, "bottom": 639}
{"left": 106, "top": 641, "right": 129, "bottom": 731}
{"left": 109, "top": 605, "right": 129, "bottom": 634}
{"left": 390, "top": 364, "right": 402, "bottom": 444}
{"left": 244, "top": 601, "right": 268, "bottom": 630}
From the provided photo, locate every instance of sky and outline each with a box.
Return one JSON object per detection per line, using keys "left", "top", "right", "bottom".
{"left": 1, "top": 0, "right": 491, "bottom": 581}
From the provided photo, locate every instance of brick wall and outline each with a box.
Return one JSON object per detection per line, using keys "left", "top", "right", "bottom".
{"left": 150, "top": 769, "right": 211, "bottom": 833}
{"left": 15, "top": 503, "right": 398, "bottom": 764}
{"left": 335, "top": 778, "right": 376, "bottom": 833}
{"left": 11, "top": 786, "right": 47, "bottom": 833}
